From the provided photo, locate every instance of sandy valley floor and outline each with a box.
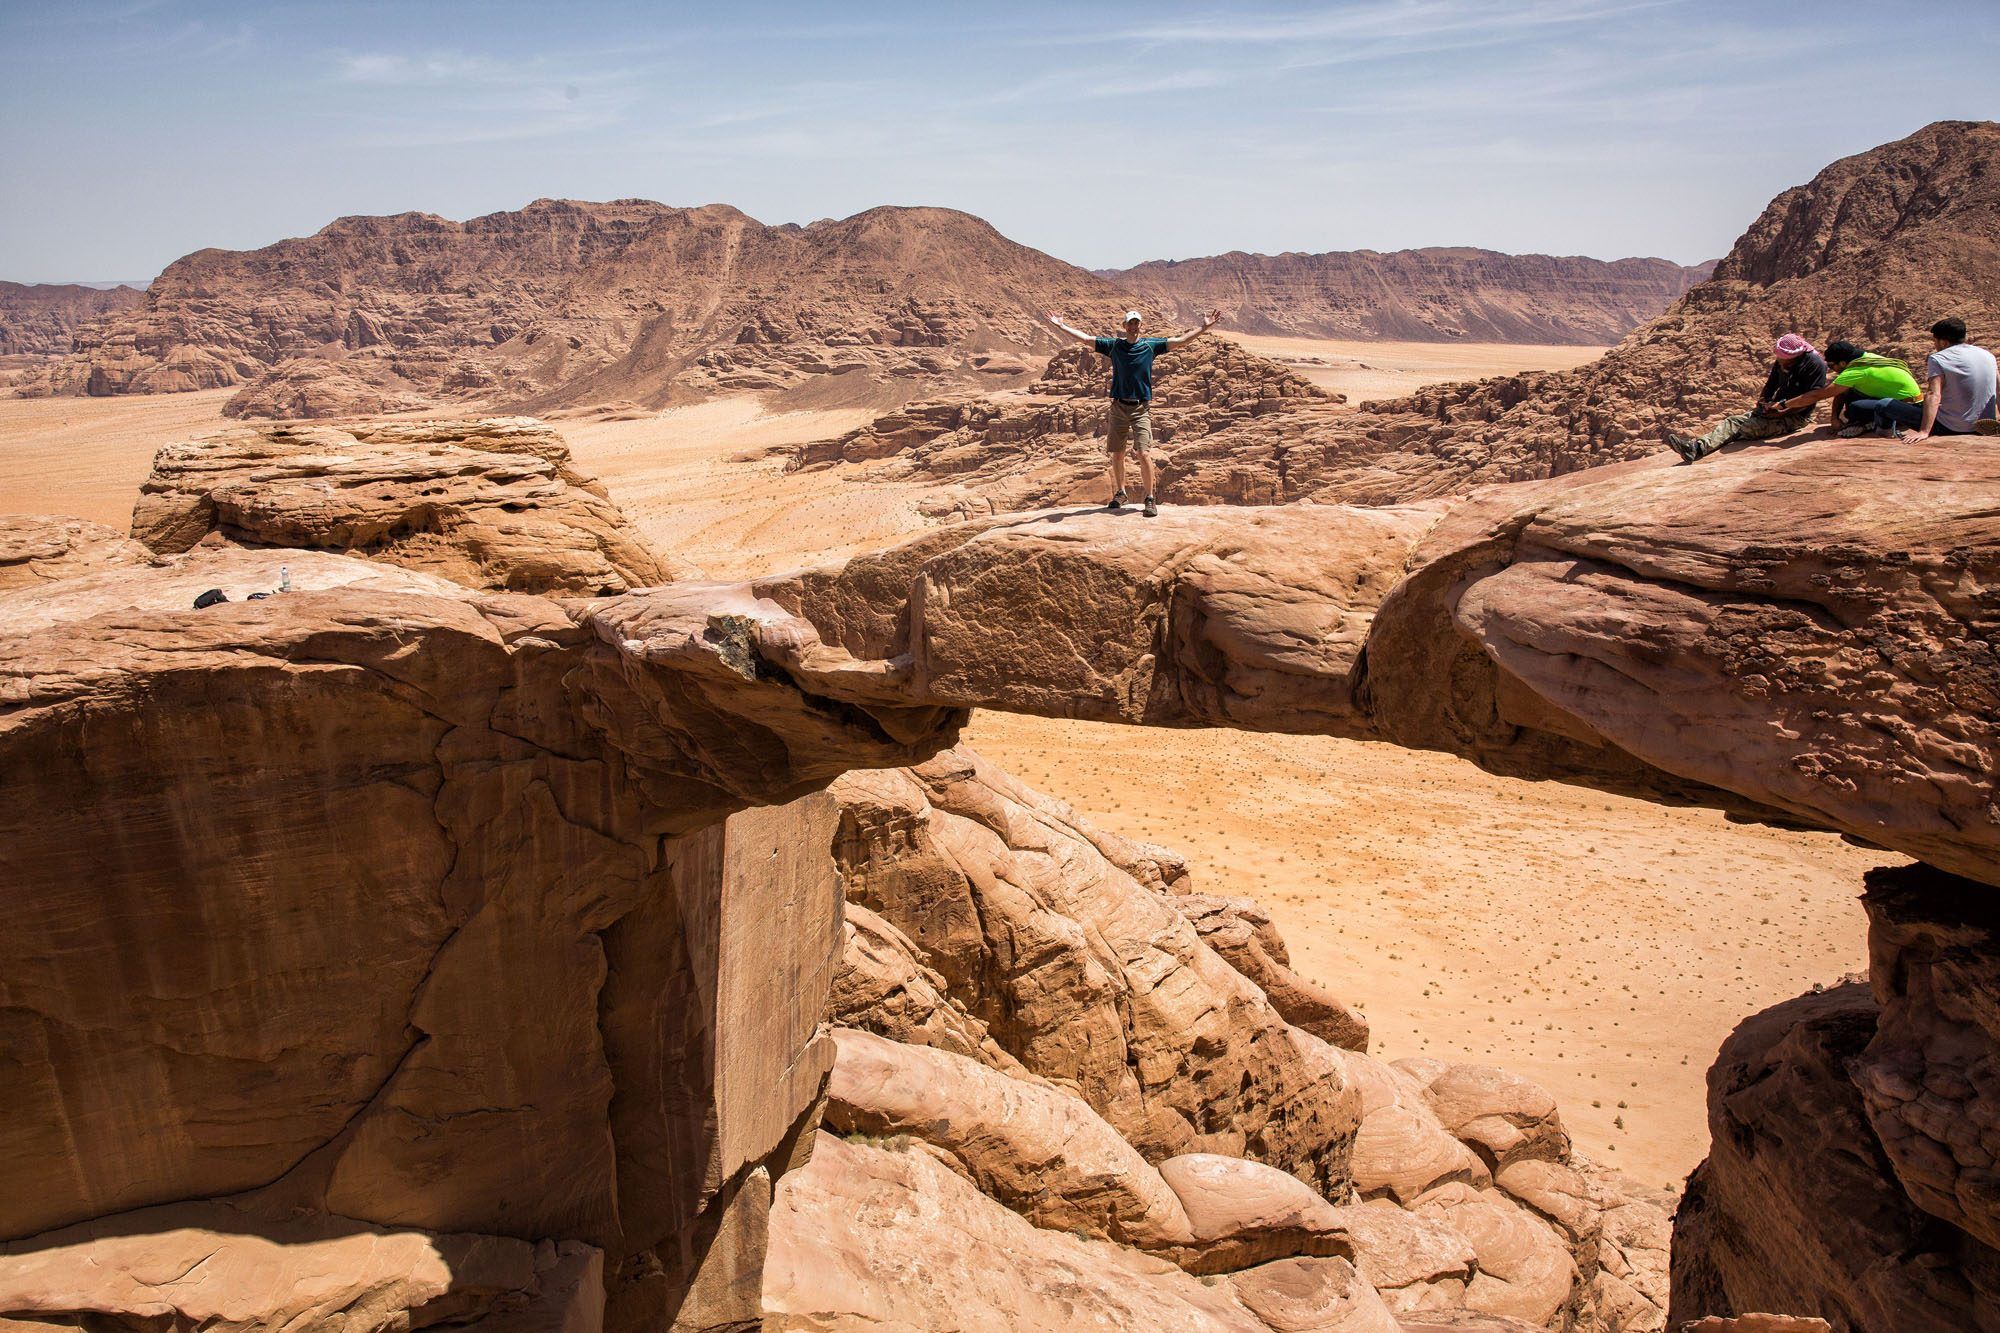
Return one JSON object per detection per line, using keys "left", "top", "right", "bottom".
{"left": 0, "top": 340, "right": 1883, "bottom": 1188}
{"left": 1224, "top": 333, "right": 1606, "bottom": 402}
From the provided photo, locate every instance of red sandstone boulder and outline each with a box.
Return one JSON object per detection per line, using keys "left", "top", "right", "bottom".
{"left": 131, "top": 416, "right": 677, "bottom": 594}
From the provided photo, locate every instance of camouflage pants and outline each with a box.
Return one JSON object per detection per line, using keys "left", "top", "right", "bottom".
{"left": 1688, "top": 409, "right": 1811, "bottom": 459}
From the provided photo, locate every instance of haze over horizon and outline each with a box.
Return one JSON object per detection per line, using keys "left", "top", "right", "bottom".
{"left": 3, "top": 0, "right": 1997, "bottom": 284}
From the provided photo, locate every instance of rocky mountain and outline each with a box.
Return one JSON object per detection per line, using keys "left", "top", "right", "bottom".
{"left": 800, "top": 120, "right": 2000, "bottom": 511}
{"left": 0, "top": 280, "right": 145, "bottom": 357}
{"left": 1103, "top": 248, "right": 1714, "bottom": 345}
{"left": 6, "top": 410, "right": 1995, "bottom": 1327}
{"left": 22, "top": 199, "right": 1132, "bottom": 418}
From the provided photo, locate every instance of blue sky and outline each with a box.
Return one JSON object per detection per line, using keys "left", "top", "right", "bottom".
{"left": 3, "top": 0, "right": 1996, "bottom": 282}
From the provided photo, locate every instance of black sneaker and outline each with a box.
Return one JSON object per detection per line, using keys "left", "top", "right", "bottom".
{"left": 1107, "top": 489, "right": 1126, "bottom": 512}
{"left": 1142, "top": 495, "right": 1158, "bottom": 517}
{"left": 1666, "top": 434, "right": 1700, "bottom": 464}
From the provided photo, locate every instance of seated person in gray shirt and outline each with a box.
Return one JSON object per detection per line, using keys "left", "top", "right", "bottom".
{"left": 1896, "top": 317, "right": 1999, "bottom": 442}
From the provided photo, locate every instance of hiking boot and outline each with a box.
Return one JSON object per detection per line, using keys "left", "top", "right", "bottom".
{"left": 1837, "top": 424, "right": 1870, "bottom": 438}
{"left": 1665, "top": 434, "right": 1699, "bottom": 463}
{"left": 1142, "top": 495, "right": 1158, "bottom": 517}
{"left": 1107, "top": 489, "right": 1126, "bottom": 512}
{"left": 1976, "top": 419, "right": 1999, "bottom": 436}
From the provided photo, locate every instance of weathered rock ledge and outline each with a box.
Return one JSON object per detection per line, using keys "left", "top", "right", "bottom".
{"left": 739, "top": 437, "right": 2000, "bottom": 887}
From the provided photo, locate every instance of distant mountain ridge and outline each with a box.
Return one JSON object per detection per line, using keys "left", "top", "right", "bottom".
{"left": 793, "top": 120, "right": 2000, "bottom": 512}
{"left": 0, "top": 281, "right": 147, "bottom": 358}
{"left": 17, "top": 197, "right": 1736, "bottom": 420}
{"left": 1101, "top": 247, "right": 1715, "bottom": 345}
{"left": 19, "top": 200, "right": 1134, "bottom": 419}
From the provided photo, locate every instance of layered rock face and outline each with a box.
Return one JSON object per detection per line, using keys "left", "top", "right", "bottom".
{"left": 25, "top": 199, "right": 1127, "bottom": 417}
{"left": 793, "top": 333, "right": 1342, "bottom": 512}
{"left": 800, "top": 121, "right": 1999, "bottom": 510}
{"left": 778, "top": 743, "right": 1672, "bottom": 1330}
{"left": 750, "top": 435, "right": 2000, "bottom": 883}
{"left": 131, "top": 416, "right": 678, "bottom": 593}
{"left": 0, "top": 457, "right": 966, "bottom": 1328}
{"left": 1103, "top": 248, "right": 1712, "bottom": 345}
{"left": 0, "top": 514, "right": 151, "bottom": 590}
{"left": 0, "top": 280, "right": 145, "bottom": 358}
{"left": 1671, "top": 866, "right": 2000, "bottom": 1330}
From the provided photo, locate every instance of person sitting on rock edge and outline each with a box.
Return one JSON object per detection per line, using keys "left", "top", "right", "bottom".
{"left": 1769, "top": 340, "right": 1923, "bottom": 439}
{"left": 1045, "top": 307, "right": 1224, "bottom": 516}
{"left": 1882, "top": 317, "right": 1999, "bottom": 442}
{"left": 1666, "top": 333, "right": 1826, "bottom": 463}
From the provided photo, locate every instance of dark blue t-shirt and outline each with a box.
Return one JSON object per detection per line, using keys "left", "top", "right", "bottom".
{"left": 1093, "top": 336, "right": 1170, "bottom": 402}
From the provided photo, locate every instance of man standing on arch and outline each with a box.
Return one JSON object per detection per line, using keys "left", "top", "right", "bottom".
{"left": 1046, "top": 307, "right": 1223, "bottom": 516}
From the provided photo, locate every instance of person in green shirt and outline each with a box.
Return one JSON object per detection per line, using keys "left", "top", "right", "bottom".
{"left": 1045, "top": 307, "right": 1224, "bottom": 516}
{"left": 1766, "top": 340, "right": 1923, "bottom": 436}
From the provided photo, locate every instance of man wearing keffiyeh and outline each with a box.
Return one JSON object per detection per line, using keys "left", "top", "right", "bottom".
{"left": 1666, "top": 333, "right": 1829, "bottom": 463}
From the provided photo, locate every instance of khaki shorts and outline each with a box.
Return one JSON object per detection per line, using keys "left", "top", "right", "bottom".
{"left": 1106, "top": 399, "right": 1153, "bottom": 455}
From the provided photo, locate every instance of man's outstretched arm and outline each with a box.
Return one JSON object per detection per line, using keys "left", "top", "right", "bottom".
{"left": 1045, "top": 313, "right": 1100, "bottom": 346}
{"left": 1165, "top": 309, "right": 1224, "bottom": 348}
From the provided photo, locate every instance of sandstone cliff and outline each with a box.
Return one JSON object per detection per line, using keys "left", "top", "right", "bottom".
{"left": 1671, "top": 865, "right": 2000, "bottom": 1330}
{"left": 1103, "top": 249, "right": 1713, "bottom": 345}
{"left": 0, "top": 447, "right": 966, "bottom": 1331}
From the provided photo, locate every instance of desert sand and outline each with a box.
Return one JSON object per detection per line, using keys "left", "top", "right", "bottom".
{"left": 0, "top": 388, "right": 235, "bottom": 529}
{"left": 1224, "top": 333, "right": 1607, "bottom": 402}
{"left": 0, "top": 342, "right": 1879, "bottom": 1188}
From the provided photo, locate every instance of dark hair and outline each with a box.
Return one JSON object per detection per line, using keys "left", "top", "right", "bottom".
{"left": 1931, "top": 317, "right": 1968, "bottom": 344}
{"left": 1824, "top": 340, "right": 1864, "bottom": 364}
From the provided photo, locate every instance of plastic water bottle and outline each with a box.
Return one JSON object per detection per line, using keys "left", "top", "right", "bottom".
{"left": 279, "top": 565, "right": 292, "bottom": 594}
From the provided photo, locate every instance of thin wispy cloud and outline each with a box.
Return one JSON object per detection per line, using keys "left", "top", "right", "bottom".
{"left": 1115, "top": 0, "right": 1669, "bottom": 45}
{"left": 334, "top": 52, "right": 518, "bottom": 84}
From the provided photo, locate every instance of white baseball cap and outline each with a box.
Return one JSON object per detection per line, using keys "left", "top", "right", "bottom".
{"left": 1123, "top": 310, "right": 1143, "bottom": 323}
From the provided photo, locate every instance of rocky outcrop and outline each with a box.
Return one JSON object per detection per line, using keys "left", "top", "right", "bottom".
{"left": 0, "top": 1200, "right": 601, "bottom": 1330}
{"left": 1854, "top": 866, "right": 2000, "bottom": 1251}
{"left": 131, "top": 417, "right": 677, "bottom": 594}
{"left": 764, "top": 1132, "right": 1388, "bottom": 1332}
{"left": 755, "top": 499, "right": 1439, "bottom": 734}
{"left": 807, "top": 742, "right": 1668, "bottom": 1329}
{"left": 0, "top": 547, "right": 965, "bottom": 1328}
{"left": 1103, "top": 248, "right": 1711, "bottom": 345}
{"left": 824, "top": 1026, "right": 1200, "bottom": 1253}
{"left": 748, "top": 434, "right": 2000, "bottom": 885}
{"left": 0, "top": 280, "right": 144, "bottom": 359}
{"left": 791, "top": 334, "right": 1339, "bottom": 512}
{"left": 826, "top": 748, "right": 1362, "bottom": 1194}
{"left": 1182, "top": 892, "right": 1372, "bottom": 1050}
{"left": 29, "top": 199, "right": 1125, "bottom": 416}
{"left": 0, "top": 514, "right": 151, "bottom": 590}
{"left": 801, "top": 121, "right": 1999, "bottom": 511}
{"left": 1671, "top": 865, "right": 2000, "bottom": 1329}
{"left": 218, "top": 357, "right": 436, "bottom": 420}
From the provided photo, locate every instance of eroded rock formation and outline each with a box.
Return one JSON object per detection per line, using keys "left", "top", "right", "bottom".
{"left": 1672, "top": 865, "right": 2000, "bottom": 1330}
{"left": 797, "top": 120, "right": 2000, "bottom": 511}
{"left": 24, "top": 200, "right": 1126, "bottom": 417}
{"left": 0, "top": 280, "right": 145, "bottom": 359}
{"left": 131, "top": 417, "right": 678, "bottom": 594}
{"left": 803, "top": 741, "right": 1672, "bottom": 1330}
{"left": 1102, "top": 248, "right": 1711, "bottom": 345}
{"left": 0, "top": 514, "right": 151, "bottom": 590}
{"left": 0, "top": 538, "right": 964, "bottom": 1329}
{"left": 792, "top": 334, "right": 1342, "bottom": 513}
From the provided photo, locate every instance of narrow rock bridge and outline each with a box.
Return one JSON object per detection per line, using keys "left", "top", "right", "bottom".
{"left": 646, "top": 438, "right": 2000, "bottom": 890}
